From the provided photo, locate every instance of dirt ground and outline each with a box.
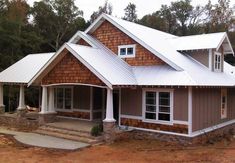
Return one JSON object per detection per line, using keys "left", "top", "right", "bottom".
{"left": 0, "top": 134, "right": 235, "bottom": 163}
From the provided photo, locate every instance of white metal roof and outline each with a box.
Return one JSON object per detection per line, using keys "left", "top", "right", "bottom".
{"left": 0, "top": 53, "right": 54, "bottom": 84}
{"left": 66, "top": 43, "right": 137, "bottom": 86}
{"left": 169, "top": 32, "right": 234, "bottom": 54}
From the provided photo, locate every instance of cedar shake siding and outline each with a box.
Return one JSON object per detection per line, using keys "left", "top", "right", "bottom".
{"left": 192, "top": 88, "right": 235, "bottom": 132}
{"left": 77, "top": 39, "right": 91, "bottom": 47}
{"left": 42, "top": 52, "right": 105, "bottom": 86}
{"left": 91, "top": 21, "right": 165, "bottom": 66}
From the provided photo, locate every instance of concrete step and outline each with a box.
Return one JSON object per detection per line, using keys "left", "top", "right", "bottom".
{"left": 39, "top": 125, "right": 92, "bottom": 139}
{"left": 35, "top": 126, "right": 103, "bottom": 145}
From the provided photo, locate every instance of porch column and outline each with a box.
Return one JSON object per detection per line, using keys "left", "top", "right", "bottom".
{"left": 103, "top": 88, "right": 115, "bottom": 122}
{"left": 103, "top": 88, "right": 116, "bottom": 143}
{"left": 40, "top": 86, "right": 48, "bottom": 114}
{"left": 0, "top": 83, "right": 5, "bottom": 113}
{"left": 48, "top": 87, "right": 55, "bottom": 113}
{"left": 39, "top": 86, "right": 56, "bottom": 125}
{"left": 17, "top": 84, "right": 26, "bottom": 110}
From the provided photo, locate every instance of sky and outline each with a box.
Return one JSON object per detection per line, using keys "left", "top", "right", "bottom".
{"left": 27, "top": 0, "right": 235, "bottom": 20}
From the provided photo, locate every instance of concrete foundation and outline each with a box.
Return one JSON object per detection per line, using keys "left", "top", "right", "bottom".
{"left": 103, "top": 122, "right": 116, "bottom": 143}
{"left": 39, "top": 113, "right": 57, "bottom": 125}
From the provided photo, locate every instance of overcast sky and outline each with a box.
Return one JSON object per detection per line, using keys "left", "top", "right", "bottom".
{"left": 27, "top": 0, "right": 235, "bottom": 20}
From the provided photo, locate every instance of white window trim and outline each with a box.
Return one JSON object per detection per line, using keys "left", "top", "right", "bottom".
{"left": 214, "top": 51, "right": 222, "bottom": 72}
{"left": 118, "top": 44, "right": 136, "bottom": 58}
{"left": 142, "top": 88, "right": 174, "bottom": 125}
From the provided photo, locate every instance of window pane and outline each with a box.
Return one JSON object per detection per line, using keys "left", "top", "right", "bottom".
{"left": 159, "top": 92, "right": 170, "bottom": 98}
{"left": 146, "top": 92, "right": 156, "bottom": 98}
{"left": 159, "top": 98, "right": 170, "bottom": 106}
{"left": 146, "top": 113, "right": 156, "bottom": 120}
{"left": 146, "top": 98, "right": 156, "bottom": 105}
{"left": 64, "top": 88, "right": 72, "bottom": 109}
{"left": 158, "top": 113, "right": 170, "bottom": 121}
{"left": 56, "top": 88, "right": 63, "bottom": 109}
{"left": 127, "top": 47, "right": 133, "bottom": 55}
{"left": 159, "top": 106, "right": 170, "bottom": 113}
{"left": 120, "top": 48, "right": 126, "bottom": 55}
{"left": 146, "top": 105, "right": 156, "bottom": 112}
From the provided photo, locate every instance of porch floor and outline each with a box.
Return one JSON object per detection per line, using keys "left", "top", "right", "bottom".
{"left": 46, "top": 118, "right": 100, "bottom": 132}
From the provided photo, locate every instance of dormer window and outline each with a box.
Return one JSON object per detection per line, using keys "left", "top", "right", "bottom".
{"left": 118, "top": 44, "right": 136, "bottom": 58}
{"left": 214, "top": 52, "right": 221, "bottom": 72}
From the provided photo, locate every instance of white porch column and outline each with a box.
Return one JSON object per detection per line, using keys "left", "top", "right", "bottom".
{"left": 17, "top": 84, "right": 25, "bottom": 110}
{"left": 48, "top": 87, "right": 55, "bottom": 113}
{"left": 103, "top": 88, "right": 115, "bottom": 122}
{"left": 40, "top": 86, "right": 48, "bottom": 114}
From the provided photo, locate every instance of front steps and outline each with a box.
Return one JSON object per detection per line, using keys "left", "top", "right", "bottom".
{"left": 35, "top": 124, "right": 103, "bottom": 145}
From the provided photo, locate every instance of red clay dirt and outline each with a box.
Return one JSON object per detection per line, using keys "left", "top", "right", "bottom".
{"left": 0, "top": 134, "right": 235, "bottom": 163}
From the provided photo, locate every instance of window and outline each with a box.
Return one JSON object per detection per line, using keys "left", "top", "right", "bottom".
{"left": 118, "top": 44, "right": 136, "bottom": 58}
{"left": 214, "top": 52, "right": 221, "bottom": 72}
{"left": 144, "top": 90, "right": 173, "bottom": 123}
{"left": 221, "top": 88, "right": 227, "bottom": 119}
{"left": 54, "top": 87, "right": 73, "bottom": 110}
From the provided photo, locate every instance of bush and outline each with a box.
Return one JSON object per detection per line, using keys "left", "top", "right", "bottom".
{"left": 91, "top": 124, "right": 103, "bottom": 137}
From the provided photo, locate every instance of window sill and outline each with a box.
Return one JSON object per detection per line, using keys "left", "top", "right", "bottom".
{"left": 142, "top": 119, "right": 174, "bottom": 126}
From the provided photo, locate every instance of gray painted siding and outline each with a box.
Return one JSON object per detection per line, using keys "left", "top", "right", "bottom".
{"left": 174, "top": 88, "right": 188, "bottom": 121}
{"left": 192, "top": 88, "right": 235, "bottom": 132}
{"left": 190, "top": 50, "right": 209, "bottom": 67}
{"left": 121, "top": 88, "right": 188, "bottom": 122}
{"left": 121, "top": 88, "right": 142, "bottom": 116}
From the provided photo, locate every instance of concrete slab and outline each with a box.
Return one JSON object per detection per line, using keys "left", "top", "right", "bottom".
{"left": 0, "top": 128, "right": 89, "bottom": 150}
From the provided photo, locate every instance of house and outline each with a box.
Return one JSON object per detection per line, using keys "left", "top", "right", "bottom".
{"left": 0, "top": 13, "right": 235, "bottom": 141}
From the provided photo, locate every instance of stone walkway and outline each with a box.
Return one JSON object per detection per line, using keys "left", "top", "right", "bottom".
{"left": 0, "top": 128, "right": 89, "bottom": 150}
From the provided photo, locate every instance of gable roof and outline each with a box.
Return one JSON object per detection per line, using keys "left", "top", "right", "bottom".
{"left": 0, "top": 53, "right": 54, "bottom": 84}
{"left": 170, "top": 32, "right": 234, "bottom": 54}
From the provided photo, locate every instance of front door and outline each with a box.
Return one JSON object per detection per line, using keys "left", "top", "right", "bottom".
{"left": 113, "top": 90, "right": 119, "bottom": 124}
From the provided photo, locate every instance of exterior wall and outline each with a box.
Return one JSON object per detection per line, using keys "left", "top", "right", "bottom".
{"left": 57, "top": 111, "right": 90, "bottom": 119}
{"left": 192, "top": 88, "right": 235, "bottom": 132}
{"left": 42, "top": 52, "right": 104, "bottom": 86}
{"left": 120, "top": 87, "right": 189, "bottom": 134}
{"left": 91, "top": 21, "right": 165, "bottom": 66}
{"left": 121, "top": 88, "right": 142, "bottom": 116}
{"left": 174, "top": 88, "right": 188, "bottom": 121}
{"left": 189, "top": 50, "right": 209, "bottom": 67}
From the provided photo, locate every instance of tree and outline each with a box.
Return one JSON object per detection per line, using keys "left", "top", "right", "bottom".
{"left": 31, "top": 0, "right": 86, "bottom": 51}
{"left": 204, "top": 0, "right": 234, "bottom": 33}
{"left": 89, "top": 0, "right": 112, "bottom": 23}
{"left": 123, "top": 3, "right": 137, "bottom": 22}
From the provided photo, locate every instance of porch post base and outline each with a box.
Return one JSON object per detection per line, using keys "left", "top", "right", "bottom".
{"left": 0, "top": 105, "right": 5, "bottom": 114}
{"left": 17, "top": 108, "right": 27, "bottom": 118}
{"left": 103, "top": 121, "right": 116, "bottom": 143}
{"left": 39, "top": 113, "right": 57, "bottom": 125}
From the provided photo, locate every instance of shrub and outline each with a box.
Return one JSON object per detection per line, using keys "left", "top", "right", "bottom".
{"left": 91, "top": 124, "right": 103, "bottom": 137}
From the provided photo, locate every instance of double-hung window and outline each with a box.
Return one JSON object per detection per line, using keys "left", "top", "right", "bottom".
{"left": 118, "top": 44, "right": 136, "bottom": 58}
{"left": 214, "top": 52, "right": 221, "bottom": 72}
{"left": 144, "top": 90, "right": 173, "bottom": 123}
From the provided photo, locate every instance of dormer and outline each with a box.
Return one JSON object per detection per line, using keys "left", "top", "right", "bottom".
{"left": 172, "top": 32, "right": 234, "bottom": 72}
